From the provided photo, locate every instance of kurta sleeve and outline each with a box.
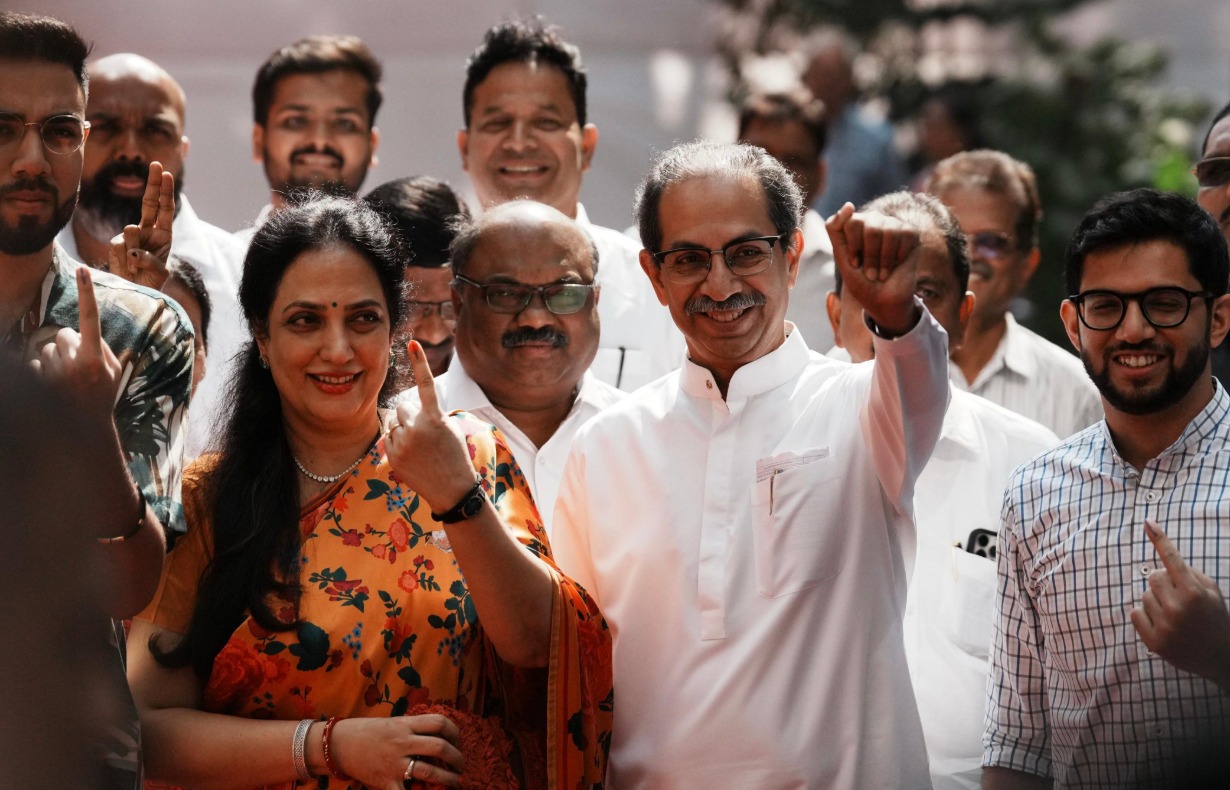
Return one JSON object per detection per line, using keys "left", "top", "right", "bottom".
{"left": 983, "top": 483, "right": 1053, "bottom": 779}
{"left": 460, "top": 414, "right": 613, "bottom": 788}
{"left": 135, "top": 456, "right": 217, "bottom": 633}
{"left": 863, "top": 300, "right": 950, "bottom": 517}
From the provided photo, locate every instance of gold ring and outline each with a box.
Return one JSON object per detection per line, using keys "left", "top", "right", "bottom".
{"left": 404, "top": 758, "right": 417, "bottom": 781}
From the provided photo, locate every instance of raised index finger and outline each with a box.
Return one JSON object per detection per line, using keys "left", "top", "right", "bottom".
{"left": 138, "top": 161, "right": 165, "bottom": 228}
{"left": 156, "top": 168, "right": 175, "bottom": 232}
{"left": 1145, "top": 519, "right": 1195, "bottom": 585}
{"left": 77, "top": 267, "right": 102, "bottom": 359}
{"left": 406, "top": 339, "right": 442, "bottom": 416}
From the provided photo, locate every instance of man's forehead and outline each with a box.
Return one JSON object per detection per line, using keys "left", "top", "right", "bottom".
{"left": 473, "top": 221, "right": 591, "bottom": 275}
{"left": 269, "top": 71, "right": 369, "bottom": 113}
{"left": 1205, "top": 116, "right": 1230, "bottom": 156}
{"left": 471, "top": 61, "right": 576, "bottom": 113}
{"left": 657, "top": 173, "right": 774, "bottom": 242}
{"left": 88, "top": 75, "right": 184, "bottom": 120}
{"left": 0, "top": 57, "right": 85, "bottom": 114}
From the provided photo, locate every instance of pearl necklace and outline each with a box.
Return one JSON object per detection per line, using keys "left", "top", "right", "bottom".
{"left": 293, "top": 432, "right": 380, "bottom": 484}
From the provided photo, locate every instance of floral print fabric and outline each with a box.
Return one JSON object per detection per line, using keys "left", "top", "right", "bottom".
{"left": 139, "top": 412, "right": 612, "bottom": 789}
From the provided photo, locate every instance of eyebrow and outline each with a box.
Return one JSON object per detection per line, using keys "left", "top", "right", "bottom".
{"left": 282, "top": 299, "right": 384, "bottom": 313}
{"left": 272, "top": 104, "right": 365, "bottom": 116}
{"left": 484, "top": 273, "right": 586, "bottom": 286}
{"left": 662, "top": 230, "right": 775, "bottom": 250}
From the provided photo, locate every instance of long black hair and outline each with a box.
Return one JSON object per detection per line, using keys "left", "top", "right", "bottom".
{"left": 153, "top": 194, "right": 408, "bottom": 677}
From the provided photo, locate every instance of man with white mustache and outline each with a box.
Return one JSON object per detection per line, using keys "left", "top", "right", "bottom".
{"left": 927, "top": 149, "right": 1101, "bottom": 438}
{"left": 552, "top": 140, "right": 949, "bottom": 788}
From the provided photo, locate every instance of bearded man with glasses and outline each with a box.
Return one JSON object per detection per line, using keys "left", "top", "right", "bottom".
{"left": 984, "top": 189, "right": 1230, "bottom": 789}
{"left": 928, "top": 149, "right": 1103, "bottom": 438}
{"left": 397, "top": 200, "right": 623, "bottom": 538}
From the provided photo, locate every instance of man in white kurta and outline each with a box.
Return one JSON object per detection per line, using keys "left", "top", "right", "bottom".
{"left": 825, "top": 190, "right": 1062, "bottom": 788}
{"left": 552, "top": 141, "right": 948, "bottom": 788}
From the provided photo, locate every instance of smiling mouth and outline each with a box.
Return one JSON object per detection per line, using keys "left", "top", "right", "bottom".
{"left": 310, "top": 372, "right": 360, "bottom": 384}
{"left": 705, "top": 307, "right": 751, "bottom": 323}
{"left": 1116, "top": 354, "right": 1162, "bottom": 368}
{"left": 497, "top": 164, "right": 548, "bottom": 176}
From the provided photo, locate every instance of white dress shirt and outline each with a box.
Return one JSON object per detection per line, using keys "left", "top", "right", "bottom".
{"left": 903, "top": 390, "right": 1059, "bottom": 790}
{"left": 785, "top": 207, "right": 836, "bottom": 353}
{"left": 59, "top": 195, "right": 248, "bottom": 458}
{"left": 950, "top": 313, "right": 1102, "bottom": 439}
{"left": 552, "top": 313, "right": 949, "bottom": 789}
{"left": 575, "top": 205, "right": 686, "bottom": 392}
{"left": 398, "top": 357, "right": 624, "bottom": 539}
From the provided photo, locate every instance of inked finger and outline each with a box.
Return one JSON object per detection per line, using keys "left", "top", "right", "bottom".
{"left": 139, "top": 161, "right": 164, "bottom": 228}
{"left": 77, "top": 268, "right": 103, "bottom": 360}
{"left": 406, "top": 340, "right": 441, "bottom": 415}
{"left": 156, "top": 168, "right": 175, "bottom": 232}
{"left": 1145, "top": 520, "right": 1193, "bottom": 585}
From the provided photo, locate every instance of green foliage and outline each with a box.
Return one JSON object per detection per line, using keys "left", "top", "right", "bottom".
{"left": 713, "top": 0, "right": 1210, "bottom": 343}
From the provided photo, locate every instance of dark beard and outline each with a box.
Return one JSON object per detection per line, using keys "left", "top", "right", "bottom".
{"left": 77, "top": 160, "right": 184, "bottom": 238}
{"left": 1083, "top": 335, "right": 1210, "bottom": 415}
{"left": 0, "top": 178, "right": 76, "bottom": 256}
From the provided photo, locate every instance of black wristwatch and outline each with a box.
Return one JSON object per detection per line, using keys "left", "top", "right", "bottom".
{"left": 431, "top": 479, "right": 487, "bottom": 524}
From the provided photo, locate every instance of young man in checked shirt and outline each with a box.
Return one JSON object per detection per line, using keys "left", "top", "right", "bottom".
{"left": 984, "top": 188, "right": 1230, "bottom": 788}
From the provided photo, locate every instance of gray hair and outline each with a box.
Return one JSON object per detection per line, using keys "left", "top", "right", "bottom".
{"left": 634, "top": 140, "right": 803, "bottom": 255}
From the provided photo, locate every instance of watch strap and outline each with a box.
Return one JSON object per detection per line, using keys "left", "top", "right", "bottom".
{"left": 431, "top": 479, "right": 486, "bottom": 524}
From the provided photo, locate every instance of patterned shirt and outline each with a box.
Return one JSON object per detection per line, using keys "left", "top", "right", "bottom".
{"left": 2, "top": 245, "right": 193, "bottom": 789}
{"left": 985, "top": 382, "right": 1230, "bottom": 788}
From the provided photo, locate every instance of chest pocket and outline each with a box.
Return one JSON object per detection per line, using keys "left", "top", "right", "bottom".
{"left": 751, "top": 448, "right": 845, "bottom": 598}
{"left": 941, "top": 547, "right": 998, "bottom": 659}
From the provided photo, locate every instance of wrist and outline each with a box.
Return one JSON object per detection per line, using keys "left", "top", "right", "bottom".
{"left": 97, "top": 486, "right": 147, "bottom": 543}
{"left": 864, "top": 302, "right": 922, "bottom": 340}
{"left": 305, "top": 720, "right": 327, "bottom": 778}
{"left": 431, "top": 478, "right": 488, "bottom": 525}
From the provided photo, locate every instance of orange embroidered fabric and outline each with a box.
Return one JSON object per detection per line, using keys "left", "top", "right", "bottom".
{"left": 139, "top": 413, "right": 612, "bottom": 789}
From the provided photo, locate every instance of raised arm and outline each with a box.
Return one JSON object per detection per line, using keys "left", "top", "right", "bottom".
{"left": 385, "top": 340, "right": 555, "bottom": 668}
{"left": 827, "top": 203, "right": 949, "bottom": 514}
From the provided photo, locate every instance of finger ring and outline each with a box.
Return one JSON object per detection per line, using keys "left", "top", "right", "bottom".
{"left": 404, "top": 758, "right": 417, "bottom": 781}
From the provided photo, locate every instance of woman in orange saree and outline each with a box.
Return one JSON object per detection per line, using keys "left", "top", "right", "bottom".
{"left": 127, "top": 196, "right": 612, "bottom": 789}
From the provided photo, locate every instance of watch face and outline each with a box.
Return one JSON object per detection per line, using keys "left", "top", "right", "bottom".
{"left": 463, "top": 494, "right": 483, "bottom": 517}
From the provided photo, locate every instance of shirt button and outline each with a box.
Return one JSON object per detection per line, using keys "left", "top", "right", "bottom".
{"left": 1141, "top": 565, "right": 1152, "bottom": 576}
{"left": 1143, "top": 490, "right": 1159, "bottom": 503}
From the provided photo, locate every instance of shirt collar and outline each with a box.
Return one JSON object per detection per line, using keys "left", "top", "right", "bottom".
{"left": 680, "top": 322, "right": 810, "bottom": 401}
{"left": 994, "top": 313, "right": 1038, "bottom": 379}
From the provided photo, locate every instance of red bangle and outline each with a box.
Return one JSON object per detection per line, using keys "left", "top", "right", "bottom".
{"left": 321, "top": 717, "right": 350, "bottom": 780}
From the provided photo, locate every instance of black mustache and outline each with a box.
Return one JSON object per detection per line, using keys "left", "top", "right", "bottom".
{"left": 94, "top": 159, "right": 148, "bottom": 184}
{"left": 684, "top": 291, "right": 765, "bottom": 315}
{"left": 502, "top": 326, "right": 568, "bottom": 348}
{"left": 0, "top": 177, "right": 57, "bottom": 199}
{"left": 290, "top": 144, "right": 344, "bottom": 167}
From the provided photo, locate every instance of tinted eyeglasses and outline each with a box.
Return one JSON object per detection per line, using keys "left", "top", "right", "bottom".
{"left": 651, "top": 234, "right": 786, "bottom": 284}
{"left": 966, "top": 230, "right": 1017, "bottom": 262}
{"left": 0, "top": 112, "right": 89, "bottom": 156}
{"left": 406, "top": 300, "right": 456, "bottom": 323}
{"left": 453, "top": 274, "right": 597, "bottom": 315}
{"left": 1193, "top": 157, "right": 1230, "bottom": 189}
{"left": 1068, "top": 287, "right": 1212, "bottom": 331}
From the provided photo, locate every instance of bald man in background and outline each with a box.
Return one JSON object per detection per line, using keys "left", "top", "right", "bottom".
{"left": 59, "top": 53, "right": 246, "bottom": 458}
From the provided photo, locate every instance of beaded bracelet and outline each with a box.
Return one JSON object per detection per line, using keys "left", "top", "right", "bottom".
{"left": 321, "top": 717, "right": 349, "bottom": 780}
{"left": 291, "top": 718, "right": 313, "bottom": 781}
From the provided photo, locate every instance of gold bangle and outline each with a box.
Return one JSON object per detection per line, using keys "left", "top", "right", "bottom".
{"left": 97, "top": 489, "right": 146, "bottom": 544}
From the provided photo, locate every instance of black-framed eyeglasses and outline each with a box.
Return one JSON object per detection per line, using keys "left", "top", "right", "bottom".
{"left": 1193, "top": 157, "right": 1230, "bottom": 189}
{"left": 453, "top": 274, "right": 597, "bottom": 315}
{"left": 651, "top": 234, "right": 786, "bottom": 284}
{"left": 967, "top": 230, "right": 1017, "bottom": 262}
{"left": 0, "top": 112, "right": 90, "bottom": 156}
{"left": 1068, "top": 287, "right": 1212, "bottom": 331}
{"left": 406, "top": 300, "right": 456, "bottom": 323}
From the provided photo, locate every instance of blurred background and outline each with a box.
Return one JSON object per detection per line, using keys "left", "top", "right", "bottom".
{"left": 10, "top": 0, "right": 1230, "bottom": 343}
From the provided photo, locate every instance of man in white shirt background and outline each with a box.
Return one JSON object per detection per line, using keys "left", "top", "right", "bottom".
{"left": 826, "top": 189, "right": 1059, "bottom": 790}
{"left": 552, "top": 139, "right": 947, "bottom": 788}
{"left": 457, "top": 18, "right": 682, "bottom": 392}
{"left": 927, "top": 149, "right": 1102, "bottom": 438}
{"left": 236, "top": 35, "right": 382, "bottom": 242}
{"left": 737, "top": 88, "right": 837, "bottom": 353}
{"left": 399, "top": 200, "right": 622, "bottom": 538}
{"left": 56, "top": 53, "right": 245, "bottom": 458}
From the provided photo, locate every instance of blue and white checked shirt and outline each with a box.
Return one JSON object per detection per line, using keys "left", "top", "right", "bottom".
{"left": 985, "top": 382, "right": 1230, "bottom": 788}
